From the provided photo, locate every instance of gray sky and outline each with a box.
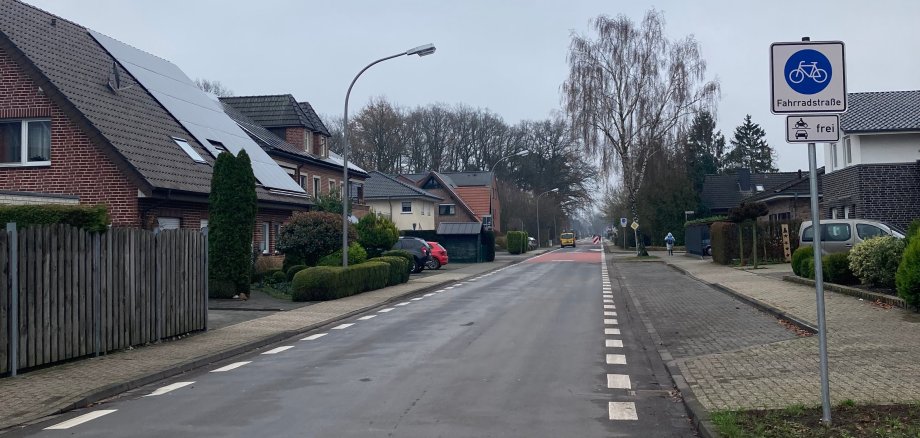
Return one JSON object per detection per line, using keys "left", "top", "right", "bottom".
{"left": 24, "top": 0, "right": 920, "bottom": 172}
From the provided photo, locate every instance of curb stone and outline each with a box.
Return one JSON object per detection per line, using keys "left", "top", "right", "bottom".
{"left": 4, "top": 253, "right": 543, "bottom": 432}
{"left": 606, "top": 255, "right": 720, "bottom": 438}
{"left": 783, "top": 275, "right": 906, "bottom": 309}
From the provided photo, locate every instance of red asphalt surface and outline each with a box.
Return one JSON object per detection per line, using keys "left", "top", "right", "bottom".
{"left": 525, "top": 247, "right": 602, "bottom": 263}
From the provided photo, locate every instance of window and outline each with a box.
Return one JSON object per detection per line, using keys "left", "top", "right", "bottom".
{"left": 857, "top": 224, "right": 885, "bottom": 240}
{"left": 422, "top": 178, "right": 441, "bottom": 190}
{"left": 801, "top": 223, "right": 851, "bottom": 242}
{"left": 340, "top": 182, "right": 344, "bottom": 198}
{"left": 831, "top": 208, "right": 838, "bottom": 219}
{"left": 329, "top": 180, "right": 335, "bottom": 194}
{"left": 439, "top": 204, "right": 456, "bottom": 215}
{"left": 173, "top": 138, "right": 206, "bottom": 163}
{"left": 401, "top": 201, "right": 412, "bottom": 213}
{"left": 755, "top": 184, "right": 765, "bottom": 192}
{"left": 0, "top": 119, "right": 50, "bottom": 165}
{"left": 843, "top": 206, "right": 850, "bottom": 219}
{"left": 208, "top": 139, "right": 227, "bottom": 153}
{"left": 844, "top": 137, "right": 852, "bottom": 165}
{"left": 260, "top": 222, "right": 270, "bottom": 253}
{"left": 304, "top": 131, "right": 313, "bottom": 152}
{"left": 157, "top": 217, "right": 180, "bottom": 230}
{"left": 313, "top": 176, "right": 321, "bottom": 198}
{"left": 830, "top": 143, "right": 838, "bottom": 169}
{"left": 299, "top": 175, "right": 307, "bottom": 189}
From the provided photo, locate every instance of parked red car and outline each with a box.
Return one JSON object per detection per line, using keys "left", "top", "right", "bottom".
{"left": 426, "top": 241, "right": 448, "bottom": 270}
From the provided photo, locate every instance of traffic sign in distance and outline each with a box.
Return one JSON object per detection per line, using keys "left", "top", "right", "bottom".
{"left": 630, "top": 221, "right": 639, "bottom": 231}
{"left": 593, "top": 235, "right": 600, "bottom": 244}
{"left": 620, "top": 217, "right": 628, "bottom": 228}
{"left": 786, "top": 115, "right": 840, "bottom": 143}
{"left": 771, "top": 41, "right": 846, "bottom": 114}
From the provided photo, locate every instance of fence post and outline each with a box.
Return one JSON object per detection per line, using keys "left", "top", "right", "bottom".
{"left": 153, "top": 228, "right": 161, "bottom": 342}
{"left": 201, "top": 226, "right": 208, "bottom": 332}
{"left": 93, "top": 233, "right": 101, "bottom": 357}
{"left": 6, "top": 223, "right": 18, "bottom": 377}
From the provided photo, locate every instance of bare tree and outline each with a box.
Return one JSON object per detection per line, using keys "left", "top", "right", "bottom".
{"left": 194, "top": 78, "right": 234, "bottom": 97}
{"left": 563, "top": 10, "right": 719, "bottom": 241}
{"left": 350, "top": 97, "right": 405, "bottom": 173}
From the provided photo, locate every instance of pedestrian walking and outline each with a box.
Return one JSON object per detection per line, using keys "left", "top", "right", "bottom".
{"left": 665, "top": 232, "right": 675, "bottom": 256}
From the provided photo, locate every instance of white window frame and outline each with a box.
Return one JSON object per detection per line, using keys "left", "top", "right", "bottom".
{"left": 439, "top": 204, "right": 456, "bottom": 215}
{"left": 173, "top": 137, "right": 206, "bottom": 164}
{"left": 328, "top": 180, "right": 335, "bottom": 194}
{"left": 304, "top": 131, "right": 313, "bottom": 152}
{"left": 299, "top": 174, "right": 307, "bottom": 189}
{"left": 261, "top": 222, "right": 270, "bottom": 254}
{"left": 199, "top": 219, "right": 209, "bottom": 229}
{"left": 830, "top": 143, "right": 838, "bottom": 169}
{"left": 401, "top": 201, "right": 412, "bottom": 214}
{"left": 844, "top": 137, "right": 852, "bottom": 165}
{"left": 0, "top": 119, "right": 51, "bottom": 167}
{"left": 313, "top": 176, "right": 321, "bottom": 198}
{"left": 273, "top": 222, "right": 281, "bottom": 253}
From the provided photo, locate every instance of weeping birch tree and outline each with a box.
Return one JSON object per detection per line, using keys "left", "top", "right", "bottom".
{"left": 563, "top": 10, "right": 719, "bottom": 249}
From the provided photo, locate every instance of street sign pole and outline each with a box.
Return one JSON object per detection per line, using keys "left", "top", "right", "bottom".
{"left": 808, "top": 140, "right": 832, "bottom": 425}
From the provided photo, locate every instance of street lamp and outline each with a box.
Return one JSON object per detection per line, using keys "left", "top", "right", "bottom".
{"left": 487, "top": 150, "right": 529, "bottom": 231}
{"left": 536, "top": 188, "right": 559, "bottom": 248}
{"left": 342, "top": 43, "right": 436, "bottom": 267}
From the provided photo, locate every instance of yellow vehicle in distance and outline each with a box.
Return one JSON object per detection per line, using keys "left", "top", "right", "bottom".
{"left": 560, "top": 232, "right": 576, "bottom": 248}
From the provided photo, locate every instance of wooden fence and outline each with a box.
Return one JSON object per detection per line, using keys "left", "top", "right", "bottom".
{"left": 1, "top": 225, "right": 208, "bottom": 376}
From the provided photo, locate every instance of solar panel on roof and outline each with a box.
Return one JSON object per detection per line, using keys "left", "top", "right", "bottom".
{"left": 88, "top": 30, "right": 305, "bottom": 194}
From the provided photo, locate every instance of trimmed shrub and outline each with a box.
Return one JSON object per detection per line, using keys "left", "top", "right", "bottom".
{"left": 291, "top": 261, "right": 392, "bottom": 301}
{"left": 0, "top": 204, "right": 110, "bottom": 232}
{"left": 317, "top": 243, "right": 368, "bottom": 267}
{"left": 496, "top": 235, "right": 507, "bottom": 249}
{"left": 381, "top": 249, "right": 414, "bottom": 268}
{"left": 823, "top": 252, "right": 857, "bottom": 285}
{"left": 375, "top": 256, "right": 410, "bottom": 285}
{"left": 286, "top": 264, "right": 308, "bottom": 281}
{"left": 482, "top": 230, "right": 496, "bottom": 262}
{"left": 791, "top": 246, "right": 813, "bottom": 277}
{"left": 277, "top": 211, "right": 357, "bottom": 267}
{"left": 710, "top": 222, "right": 739, "bottom": 265}
{"left": 356, "top": 213, "right": 399, "bottom": 258}
{"left": 507, "top": 231, "right": 526, "bottom": 255}
{"left": 801, "top": 257, "right": 816, "bottom": 280}
{"left": 896, "top": 235, "right": 920, "bottom": 309}
{"left": 907, "top": 219, "right": 920, "bottom": 246}
{"left": 849, "top": 236, "right": 906, "bottom": 288}
{"left": 209, "top": 150, "right": 258, "bottom": 298}
{"left": 268, "top": 270, "right": 287, "bottom": 284}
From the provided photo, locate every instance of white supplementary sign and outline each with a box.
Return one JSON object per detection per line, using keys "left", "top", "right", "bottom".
{"left": 786, "top": 115, "right": 840, "bottom": 143}
{"left": 770, "top": 41, "right": 846, "bottom": 114}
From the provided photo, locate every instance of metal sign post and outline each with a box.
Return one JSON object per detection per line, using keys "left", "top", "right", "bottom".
{"left": 808, "top": 140, "right": 832, "bottom": 425}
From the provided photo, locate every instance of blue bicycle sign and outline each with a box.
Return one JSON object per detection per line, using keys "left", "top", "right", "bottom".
{"left": 784, "top": 49, "right": 832, "bottom": 95}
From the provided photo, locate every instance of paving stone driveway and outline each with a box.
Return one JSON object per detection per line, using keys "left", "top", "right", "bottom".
{"left": 612, "top": 255, "right": 920, "bottom": 411}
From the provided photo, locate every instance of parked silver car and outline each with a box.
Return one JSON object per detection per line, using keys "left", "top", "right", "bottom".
{"left": 798, "top": 219, "right": 906, "bottom": 254}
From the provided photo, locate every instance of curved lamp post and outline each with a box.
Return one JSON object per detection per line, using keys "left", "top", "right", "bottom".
{"left": 342, "top": 44, "right": 436, "bottom": 267}
{"left": 487, "top": 150, "right": 529, "bottom": 231}
{"left": 536, "top": 188, "right": 558, "bottom": 248}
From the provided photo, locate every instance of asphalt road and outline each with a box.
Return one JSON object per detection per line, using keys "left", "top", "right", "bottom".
{"left": 15, "top": 242, "right": 694, "bottom": 438}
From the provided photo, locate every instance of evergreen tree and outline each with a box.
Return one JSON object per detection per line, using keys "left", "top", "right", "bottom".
{"left": 208, "top": 150, "right": 257, "bottom": 298}
{"left": 723, "top": 115, "right": 777, "bottom": 173}
{"left": 684, "top": 111, "right": 726, "bottom": 193}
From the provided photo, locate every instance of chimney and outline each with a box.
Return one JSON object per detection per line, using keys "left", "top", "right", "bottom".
{"left": 737, "top": 168, "right": 751, "bottom": 192}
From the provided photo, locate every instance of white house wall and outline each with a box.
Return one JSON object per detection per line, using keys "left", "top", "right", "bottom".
{"left": 367, "top": 199, "right": 437, "bottom": 231}
{"left": 858, "top": 133, "right": 920, "bottom": 165}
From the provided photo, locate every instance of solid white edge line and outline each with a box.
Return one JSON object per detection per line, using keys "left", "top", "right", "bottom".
{"left": 605, "top": 328, "right": 621, "bottom": 335}
{"left": 606, "top": 354, "right": 627, "bottom": 365}
{"left": 262, "top": 346, "right": 295, "bottom": 354}
{"left": 301, "top": 333, "right": 327, "bottom": 341}
{"left": 609, "top": 402, "right": 638, "bottom": 420}
{"left": 378, "top": 308, "right": 395, "bottom": 313}
{"left": 331, "top": 323, "right": 354, "bottom": 330}
{"left": 211, "top": 361, "right": 252, "bottom": 372}
{"left": 606, "top": 339, "right": 624, "bottom": 348}
{"left": 607, "top": 374, "right": 631, "bottom": 389}
{"left": 358, "top": 315, "right": 377, "bottom": 320}
{"left": 45, "top": 410, "right": 118, "bottom": 429}
{"left": 144, "top": 381, "right": 195, "bottom": 397}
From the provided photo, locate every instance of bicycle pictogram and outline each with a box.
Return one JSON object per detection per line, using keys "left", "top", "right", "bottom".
{"left": 788, "top": 61, "right": 828, "bottom": 84}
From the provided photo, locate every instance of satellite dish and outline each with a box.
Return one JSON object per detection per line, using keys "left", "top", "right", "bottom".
{"left": 107, "top": 61, "right": 134, "bottom": 93}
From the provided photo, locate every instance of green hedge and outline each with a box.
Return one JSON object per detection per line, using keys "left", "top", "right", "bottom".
{"left": 823, "top": 252, "right": 858, "bottom": 285}
{"left": 710, "top": 222, "right": 738, "bottom": 265}
{"left": 849, "top": 236, "right": 905, "bottom": 288}
{"left": 375, "top": 256, "right": 410, "bottom": 286}
{"left": 791, "top": 246, "right": 813, "bottom": 276}
{"left": 317, "top": 243, "right": 368, "bottom": 267}
{"left": 897, "top": 234, "right": 920, "bottom": 309}
{"left": 482, "top": 230, "right": 496, "bottom": 262}
{"left": 0, "top": 204, "right": 110, "bottom": 233}
{"left": 507, "top": 231, "right": 527, "bottom": 254}
{"left": 286, "top": 264, "right": 308, "bottom": 281}
{"left": 268, "top": 270, "right": 287, "bottom": 284}
{"left": 291, "top": 261, "right": 392, "bottom": 301}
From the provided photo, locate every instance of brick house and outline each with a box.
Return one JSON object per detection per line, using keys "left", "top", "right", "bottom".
{"left": 741, "top": 168, "right": 824, "bottom": 223}
{"left": 821, "top": 91, "right": 920, "bottom": 229}
{"left": 401, "top": 171, "right": 502, "bottom": 231}
{"left": 0, "top": 0, "right": 311, "bottom": 252}
{"left": 700, "top": 168, "right": 818, "bottom": 220}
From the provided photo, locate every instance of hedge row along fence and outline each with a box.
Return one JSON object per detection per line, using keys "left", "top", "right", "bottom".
{"left": 290, "top": 256, "right": 410, "bottom": 302}
{"left": 709, "top": 219, "right": 802, "bottom": 265}
{"left": 0, "top": 204, "right": 110, "bottom": 233}
{"left": 506, "top": 231, "right": 529, "bottom": 255}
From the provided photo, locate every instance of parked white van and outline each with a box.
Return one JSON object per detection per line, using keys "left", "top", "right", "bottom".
{"left": 798, "top": 219, "right": 906, "bottom": 254}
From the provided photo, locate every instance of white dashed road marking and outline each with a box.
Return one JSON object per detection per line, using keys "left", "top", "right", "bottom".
{"left": 424, "top": 293, "right": 435, "bottom": 297}
{"left": 45, "top": 410, "right": 117, "bottom": 429}
{"left": 603, "top": 299, "right": 614, "bottom": 303}
{"left": 395, "top": 302, "right": 410, "bottom": 306}
{"left": 262, "top": 346, "right": 294, "bottom": 354}
{"left": 606, "top": 339, "right": 624, "bottom": 348}
{"left": 301, "top": 333, "right": 327, "bottom": 341}
{"left": 378, "top": 308, "right": 395, "bottom": 313}
{"left": 331, "top": 324, "right": 354, "bottom": 330}
{"left": 411, "top": 297, "right": 424, "bottom": 301}
{"left": 604, "top": 319, "right": 618, "bottom": 325}
{"left": 605, "top": 328, "right": 621, "bottom": 335}
{"left": 145, "top": 381, "right": 195, "bottom": 397}
{"left": 606, "top": 354, "right": 627, "bottom": 365}
{"left": 607, "top": 374, "right": 631, "bottom": 389}
{"left": 604, "top": 311, "right": 617, "bottom": 316}
{"left": 211, "top": 361, "right": 251, "bottom": 372}
{"left": 358, "top": 315, "right": 377, "bottom": 320}
{"left": 604, "top": 305, "right": 615, "bottom": 309}
{"left": 609, "top": 402, "right": 639, "bottom": 420}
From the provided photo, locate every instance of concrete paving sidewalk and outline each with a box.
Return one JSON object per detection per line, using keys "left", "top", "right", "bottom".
{"left": 0, "top": 250, "right": 547, "bottom": 432}
{"left": 649, "top": 251, "right": 920, "bottom": 412}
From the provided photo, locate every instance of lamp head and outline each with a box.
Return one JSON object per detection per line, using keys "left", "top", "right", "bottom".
{"left": 516, "top": 150, "right": 530, "bottom": 157}
{"left": 406, "top": 44, "right": 436, "bottom": 57}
